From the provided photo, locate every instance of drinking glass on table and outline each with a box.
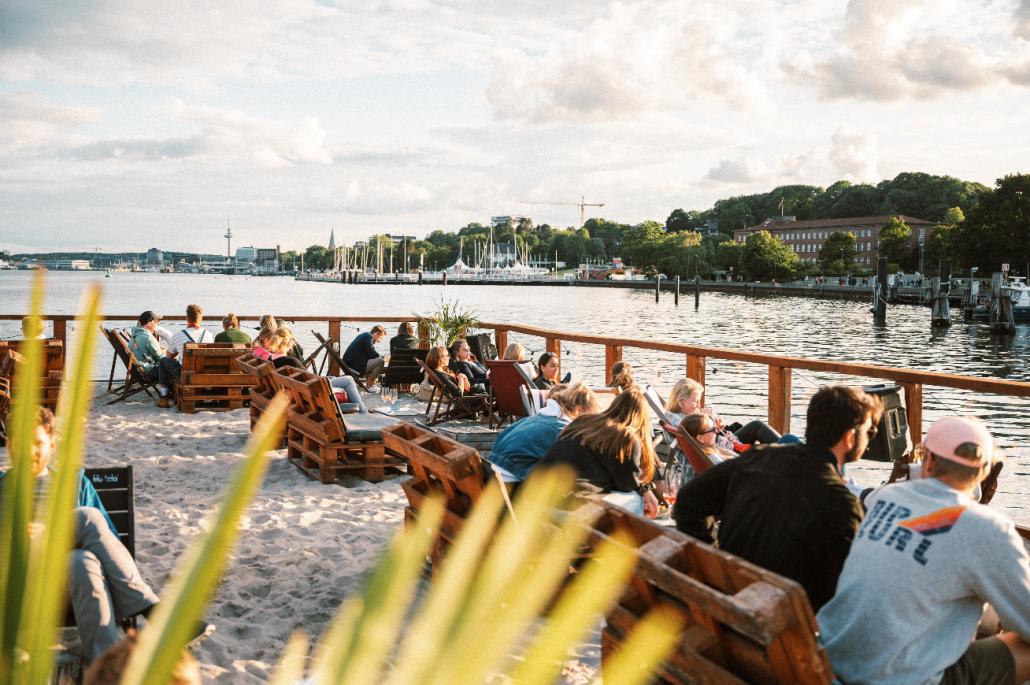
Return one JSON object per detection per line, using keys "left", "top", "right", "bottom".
{"left": 663, "top": 462, "right": 684, "bottom": 512}
{"left": 380, "top": 386, "right": 397, "bottom": 412}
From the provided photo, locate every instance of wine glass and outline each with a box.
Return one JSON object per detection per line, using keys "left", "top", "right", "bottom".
{"left": 380, "top": 386, "right": 396, "bottom": 412}
{"left": 664, "top": 463, "right": 683, "bottom": 512}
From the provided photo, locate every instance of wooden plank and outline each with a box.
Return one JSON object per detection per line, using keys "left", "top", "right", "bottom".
{"left": 494, "top": 328, "right": 508, "bottom": 358}
{"left": 687, "top": 353, "right": 706, "bottom": 387}
{"left": 767, "top": 365, "right": 791, "bottom": 435}
{"left": 901, "top": 382, "right": 922, "bottom": 445}
{"left": 328, "top": 320, "right": 342, "bottom": 376}
{"left": 605, "top": 345, "right": 623, "bottom": 384}
{"left": 545, "top": 337, "right": 561, "bottom": 376}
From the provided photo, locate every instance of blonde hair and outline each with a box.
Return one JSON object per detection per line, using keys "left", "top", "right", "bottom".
{"left": 609, "top": 361, "right": 635, "bottom": 392}
{"left": 222, "top": 313, "right": 240, "bottom": 329}
{"left": 259, "top": 314, "right": 277, "bottom": 330}
{"left": 559, "top": 387, "right": 656, "bottom": 482}
{"left": 549, "top": 382, "right": 598, "bottom": 416}
{"left": 666, "top": 378, "right": 704, "bottom": 412}
{"left": 254, "top": 326, "right": 275, "bottom": 349}
{"left": 426, "top": 345, "right": 449, "bottom": 371}
{"left": 264, "top": 334, "right": 285, "bottom": 355}
{"left": 275, "top": 326, "right": 295, "bottom": 349}
{"left": 503, "top": 342, "right": 526, "bottom": 361}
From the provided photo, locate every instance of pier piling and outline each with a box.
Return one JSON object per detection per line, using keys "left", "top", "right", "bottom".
{"left": 443, "top": 272, "right": 448, "bottom": 287}
{"left": 694, "top": 276, "right": 700, "bottom": 309}
{"left": 931, "top": 260, "right": 952, "bottom": 327}
{"left": 655, "top": 275, "right": 660, "bottom": 303}
{"left": 418, "top": 271, "right": 423, "bottom": 285}
{"left": 990, "top": 272, "right": 1015, "bottom": 334}
{"left": 675, "top": 276, "right": 680, "bottom": 305}
{"left": 874, "top": 257, "right": 888, "bottom": 324}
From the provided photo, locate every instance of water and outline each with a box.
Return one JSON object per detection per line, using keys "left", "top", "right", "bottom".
{"left": 2, "top": 270, "right": 1028, "bottom": 523}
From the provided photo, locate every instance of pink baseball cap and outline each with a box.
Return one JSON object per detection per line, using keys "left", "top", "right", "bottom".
{"left": 923, "top": 416, "right": 993, "bottom": 468}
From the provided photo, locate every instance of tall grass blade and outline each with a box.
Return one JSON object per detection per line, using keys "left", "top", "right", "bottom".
{"left": 590, "top": 605, "right": 683, "bottom": 685}
{"left": 268, "top": 631, "right": 308, "bottom": 685}
{"left": 20, "top": 286, "right": 101, "bottom": 684}
{"left": 508, "top": 530, "right": 640, "bottom": 685}
{"left": 313, "top": 496, "right": 444, "bottom": 685}
{"left": 0, "top": 271, "right": 45, "bottom": 680}
{"left": 120, "top": 393, "right": 288, "bottom": 685}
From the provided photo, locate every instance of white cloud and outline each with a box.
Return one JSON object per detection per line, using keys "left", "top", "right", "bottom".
{"left": 705, "top": 158, "right": 769, "bottom": 183}
{"left": 0, "top": 92, "right": 101, "bottom": 148}
{"left": 829, "top": 126, "right": 877, "bottom": 181}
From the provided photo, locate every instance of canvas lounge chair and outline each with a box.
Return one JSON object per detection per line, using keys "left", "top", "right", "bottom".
{"left": 103, "top": 327, "right": 160, "bottom": 405}
{"left": 311, "top": 331, "right": 372, "bottom": 391}
{"left": 416, "top": 357, "right": 490, "bottom": 426}
{"left": 484, "top": 359, "right": 535, "bottom": 428}
{"left": 382, "top": 347, "right": 428, "bottom": 389}
{"left": 275, "top": 366, "right": 405, "bottom": 482}
{"left": 662, "top": 420, "right": 720, "bottom": 477}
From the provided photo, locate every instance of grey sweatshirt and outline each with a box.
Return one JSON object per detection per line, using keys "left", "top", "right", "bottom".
{"left": 816, "top": 478, "right": 1030, "bottom": 685}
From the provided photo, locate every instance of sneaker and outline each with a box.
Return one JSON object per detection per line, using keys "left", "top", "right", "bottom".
{"left": 156, "top": 396, "right": 170, "bottom": 408}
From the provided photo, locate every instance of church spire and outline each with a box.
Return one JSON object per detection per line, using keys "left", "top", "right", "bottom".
{"left": 328, "top": 228, "right": 336, "bottom": 251}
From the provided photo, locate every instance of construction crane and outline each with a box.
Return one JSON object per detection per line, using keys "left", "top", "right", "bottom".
{"left": 519, "top": 195, "right": 605, "bottom": 229}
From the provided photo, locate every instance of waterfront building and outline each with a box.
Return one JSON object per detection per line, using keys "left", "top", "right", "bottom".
{"left": 146, "top": 248, "right": 164, "bottom": 266}
{"left": 38, "top": 258, "right": 93, "bottom": 270}
{"left": 733, "top": 214, "right": 935, "bottom": 267}
{"left": 234, "top": 246, "right": 279, "bottom": 273}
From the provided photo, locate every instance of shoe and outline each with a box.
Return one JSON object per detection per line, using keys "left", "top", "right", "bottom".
{"left": 156, "top": 396, "right": 170, "bottom": 408}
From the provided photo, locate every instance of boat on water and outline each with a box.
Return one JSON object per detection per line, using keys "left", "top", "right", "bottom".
{"left": 971, "top": 277, "right": 1030, "bottom": 323}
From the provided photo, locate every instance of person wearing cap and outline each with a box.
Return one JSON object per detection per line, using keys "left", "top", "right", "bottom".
{"left": 673, "top": 385, "right": 883, "bottom": 612}
{"left": 128, "top": 311, "right": 167, "bottom": 394}
{"left": 817, "top": 416, "right": 1030, "bottom": 685}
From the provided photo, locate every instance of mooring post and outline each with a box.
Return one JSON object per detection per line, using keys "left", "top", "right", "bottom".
{"left": 964, "top": 270, "right": 979, "bottom": 320}
{"left": 418, "top": 271, "right": 423, "bottom": 285}
{"left": 443, "top": 271, "right": 448, "bottom": 286}
{"left": 694, "top": 275, "right": 701, "bottom": 309}
{"left": 990, "top": 272, "right": 1015, "bottom": 334}
{"left": 674, "top": 276, "right": 680, "bottom": 305}
{"left": 874, "top": 257, "right": 888, "bottom": 324}
{"left": 655, "top": 275, "right": 661, "bottom": 303}
{"left": 931, "top": 260, "right": 952, "bottom": 327}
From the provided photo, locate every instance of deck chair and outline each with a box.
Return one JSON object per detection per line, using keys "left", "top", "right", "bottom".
{"left": 416, "top": 357, "right": 490, "bottom": 426}
{"left": 466, "top": 333, "right": 498, "bottom": 363}
{"left": 383, "top": 347, "right": 428, "bottom": 389}
{"left": 520, "top": 384, "right": 548, "bottom": 416}
{"left": 484, "top": 359, "right": 535, "bottom": 428}
{"left": 104, "top": 327, "right": 160, "bottom": 404}
{"left": 311, "top": 331, "right": 371, "bottom": 391}
{"left": 302, "top": 330, "right": 337, "bottom": 374}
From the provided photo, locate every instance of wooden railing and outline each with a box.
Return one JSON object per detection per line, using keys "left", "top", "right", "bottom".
{"left": 4, "top": 313, "right": 1030, "bottom": 445}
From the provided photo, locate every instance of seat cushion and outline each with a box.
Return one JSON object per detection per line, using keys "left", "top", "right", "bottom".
{"left": 342, "top": 413, "right": 399, "bottom": 442}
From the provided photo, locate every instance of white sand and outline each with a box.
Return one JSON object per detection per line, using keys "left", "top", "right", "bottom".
{"left": 82, "top": 392, "right": 601, "bottom": 683}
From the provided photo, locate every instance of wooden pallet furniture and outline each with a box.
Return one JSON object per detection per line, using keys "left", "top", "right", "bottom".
{"left": 103, "top": 327, "right": 161, "bottom": 405}
{"left": 416, "top": 357, "right": 490, "bottom": 426}
{"left": 176, "top": 343, "right": 255, "bottom": 413}
{"left": 381, "top": 421, "right": 487, "bottom": 564}
{"left": 588, "top": 504, "right": 833, "bottom": 685}
{"left": 275, "top": 366, "right": 405, "bottom": 483}
{"left": 0, "top": 347, "right": 62, "bottom": 411}
{"left": 0, "top": 339, "right": 64, "bottom": 377}
{"left": 234, "top": 352, "right": 286, "bottom": 448}
{"left": 382, "top": 347, "right": 428, "bottom": 389}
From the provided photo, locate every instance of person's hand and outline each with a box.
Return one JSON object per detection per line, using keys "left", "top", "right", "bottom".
{"left": 642, "top": 490, "right": 659, "bottom": 519}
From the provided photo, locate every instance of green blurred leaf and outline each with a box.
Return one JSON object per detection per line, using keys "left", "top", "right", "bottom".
{"left": 591, "top": 605, "right": 683, "bottom": 685}
{"left": 269, "top": 631, "right": 308, "bottom": 685}
{"left": 120, "top": 393, "right": 288, "bottom": 685}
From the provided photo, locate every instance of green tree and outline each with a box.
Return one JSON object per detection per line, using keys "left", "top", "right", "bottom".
{"left": 740, "top": 231, "right": 798, "bottom": 280}
{"left": 620, "top": 221, "right": 666, "bottom": 267}
{"left": 923, "top": 207, "right": 964, "bottom": 274}
{"left": 950, "top": 174, "right": 1030, "bottom": 273}
{"left": 818, "top": 231, "right": 858, "bottom": 272}
{"left": 714, "top": 240, "right": 744, "bottom": 275}
{"left": 665, "top": 209, "right": 706, "bottom": 232}
{"left": 877, "top": 218, "right": 913, "bottom": 271}
{"left": 303, "top": 245, "right": 331, "bottom": 270}
{"left": 714, "top": 198, "right": 754, "bottom": 233}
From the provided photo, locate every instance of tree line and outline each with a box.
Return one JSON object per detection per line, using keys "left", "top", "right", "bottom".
{"left": 290, "top": 172, "right": 1029, "bottom": 281}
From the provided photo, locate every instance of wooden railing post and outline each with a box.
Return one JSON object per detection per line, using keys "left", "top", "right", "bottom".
{"left": 768, "top": 365, "right": 792, "bottom": 434}
{"left": 605, "top": 345, "right": 623, "bottom": 384}
{"left": 53, "top": 317, "right": 67, "bottom": 348}
{"left": 328, "top": 319, "right": 341, "bottom": 375}
{"left": 686, "top": 354, "right": 706, "bottom": 387}
{"left": 901, "top": 382, "right": 922, "bottom": 446}
{"left": 494, "top": 328, "right": 508, "bottom": 358}
{"left": 546, "top": 337, "right": 561, "bottom": 376}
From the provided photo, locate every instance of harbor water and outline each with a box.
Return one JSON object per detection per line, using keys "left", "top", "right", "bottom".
{"left": 2, "top": 270, "right": 1028, "bottom": 524}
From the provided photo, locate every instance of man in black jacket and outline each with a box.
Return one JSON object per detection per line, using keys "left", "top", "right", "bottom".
{"left": 673, "top": 385, "right": 882, "bottom": 611}
{"left": 342, "top": 325, "right": 386, "bottom": 386}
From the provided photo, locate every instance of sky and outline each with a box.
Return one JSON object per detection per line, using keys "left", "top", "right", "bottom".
{"left": 1, "top": 0, "right": 1029, "bottom": 254}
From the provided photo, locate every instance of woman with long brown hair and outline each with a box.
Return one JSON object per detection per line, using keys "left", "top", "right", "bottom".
{"left": 679, "top": 413, "right": 736, "bottom": 465}
{"left": 538, "top": 387, "right": 659, "bottom": 517}
{"left": 425, "top": 345, "right": 472, "bottom": 396}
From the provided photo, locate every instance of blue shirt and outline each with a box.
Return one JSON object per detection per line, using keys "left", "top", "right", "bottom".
{"left": 486, "top": 414, "right": 568, "bottom": 482}
{"left": 0, "top": 467, "right": 118, "bottom": 535}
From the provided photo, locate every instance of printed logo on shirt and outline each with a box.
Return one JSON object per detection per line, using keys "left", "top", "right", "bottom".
{"left": 857, "top": 500, "right": 966, "bottom": 567}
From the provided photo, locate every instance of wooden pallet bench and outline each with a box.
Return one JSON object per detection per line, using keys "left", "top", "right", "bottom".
{"left": 588, "top": 504, "right": 833, "bottom": 685}
{"left": 275, "top": 366, "right": 405, "bottom": 483}
{"left": 381, "top": 421, "right": 488, "bottom": 564}
{"left": 176, "top": 343, "right": 255, "bottom": 413}
{"left": 233, "top": 352, "right": 286, "bottom": 448}
{"left": 0, "top": 345, "right": 62, "bottom": 412}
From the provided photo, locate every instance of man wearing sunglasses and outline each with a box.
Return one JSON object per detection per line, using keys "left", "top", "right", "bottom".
{"left": 818, "top": 416, "right": 1029, "bottom": 685}
{"left": 672, "top": 385, "right": 882, "bottom": 611}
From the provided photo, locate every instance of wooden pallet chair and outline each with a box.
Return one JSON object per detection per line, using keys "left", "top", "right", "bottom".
{"left": 381, "top": 421, "right": 488, "bottom": 565}
{"left": 0, "top": 377, "right": 10, "bottom": 447}
{"left": 588, "top": 503, "right": 834, "bottom": 685}
{"left": 233, "top": 352, "right": 287, "bottom": 448}
{"left": 484, "top": 359, "right": 535, "bottom": 428}
{"left": 176, "top": 343, "right": 255, "bottom": 413}
{"left": 311, "top": 331, "right": 372, "bottom": 391}
{"left": 0, "top": 347, "right": 62, "bottom": 411}
{"left": 416, "top": 357, "right": 490, "bottom": 426}
{"left": 103, "top": 327, "right": 161, "bottom": 405}
{"left": 275, "top": 366, "right": 405, "bottom": 483}
{"left": 382, "top": 347, "right": 428, "bottom": 389}
{"left": 0, "top": 339, "right": 64, "bottom": 378}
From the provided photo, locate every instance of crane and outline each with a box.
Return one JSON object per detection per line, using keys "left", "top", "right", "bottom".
{"left": 519, "top": 195, "right": 605, "bottom": 229}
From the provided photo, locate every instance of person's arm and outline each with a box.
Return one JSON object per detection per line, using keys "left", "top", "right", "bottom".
{"left": 671, "top": 458, "right": 741, "bottom": 543}
{"left": 968, "top": 522, "right": 1030, "bottom": 639}
{"left": 362, "top": 334, "right": 380, "bottom": 360}
{"left": 77, "top": 471, "right": 119, "bottom": 536}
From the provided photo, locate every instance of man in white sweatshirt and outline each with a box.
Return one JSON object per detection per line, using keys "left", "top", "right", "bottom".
{"left": 817, "top": 416, "right": 1030, "bottom": 685}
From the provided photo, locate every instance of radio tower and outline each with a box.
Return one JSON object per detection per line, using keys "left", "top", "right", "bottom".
{"left": 224, "top": 208, "right": 233, "bottom": 271}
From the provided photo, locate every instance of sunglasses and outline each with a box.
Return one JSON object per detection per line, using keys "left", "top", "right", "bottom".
{"left": 697, "top": 426, "right": 718, "bottom": 436}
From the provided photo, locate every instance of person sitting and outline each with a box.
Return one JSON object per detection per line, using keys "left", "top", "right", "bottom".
{"left": 390, "top": 322, "right": 418, "bottom": 351}
{"left": 261, "top": 334, "right": 304, "bottom": 370}
{"left": 608, "top": 361, "right": 635, "bottom": 393}
{"left": 449, "top": 339, "right": 488, "bottom": 392}
{"left": 251, "top": 326, "right": 276, "bottom": 360}
{"left": 343, "top": 325, "right": 386, "bottom": 388}
{"left": 678, "top": 413, "right": 737, "bottom": 466}
{"left": 538, "top": 387, "right": 659, "bottom": 518}
{"left": 673, "top": 385, "right": 882, "bottom": 611}
{"left": 0, "top": 408, "right": 212, "bottom": 662}
{"left": 817, "top": 416, "right": 1030, "bottom": 685}
{"left": 214, "top": 313, "right": 252, "bottom": 345}
{"left": 21, "top": 314, "right": 47, "bottom": 340}
{"left": 665, "top": 378, "right": 780, "bottom": 450}
{"left": 502, "top": 341, "right": 536, "bottom": 378}
{"left": 424, "top": 345, "right": 475, "bottom": 397}
{"left": 157, "top": 304, "right": 214, "bottom": 408}
{"left": 127, "top": 310, "right": 167, "bottom": 400}
{"left": 533, "top": 352, "right": 560, "bottom": 390}
{"left": 487, "top": 383, "right": 599, "bottom": 485}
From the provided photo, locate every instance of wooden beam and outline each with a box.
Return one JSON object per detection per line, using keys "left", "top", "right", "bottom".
{"left": 901, "top": 382, "right": 922, "bottom": 446}
{"left": 605, "top": 345, "right": 623, "bottom": 384}
{"left": 328, "top": 319, "right": 341, "bottom": 376}
{"left": 53, "top": 318, "right": 67, "bottom": 349}
{"left": 494, "top": 329, "right": 508, "bottom": 358}
{"left": 686, "top": 354, "right": 706, "bottom": 388}
{"left": 546, "top": 337, "right": 561, "bottom": 377}
{"left": 768, "top": 365, "right": 792, "bottom": 434}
